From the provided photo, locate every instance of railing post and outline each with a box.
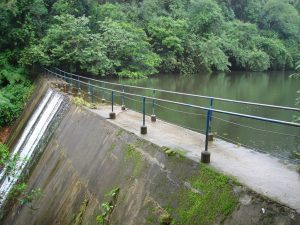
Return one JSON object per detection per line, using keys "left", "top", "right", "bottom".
{"left": 91, "top": 84, "right": 94, "bottom": 103}
{"left": 88, "top": 80, "right": 92, "bottom": 102}
{"left": 109, "top": 91, "right": 116, "bottom": 119}
{"left": 151, "top": 90, "right": 156, "bottom": 122}
{"left": 63, "top": 73, "right": 67, "bottom": 92}
{"left": 201, "top": 109, "right": 211, "bottom": 163}
{"left": 69, "top": 74, "right": 73, "bottom": 95}
{"left": 101, "top": 82, "right": 105, "bottom": 103}
{"left": 121, "top": 86, "right": 126, "bottom": 110}
{"left": 208, "top": 98, "right": 214, "bottom": 141}
{"left": 77, "top": 76, "right": 81, "bottom": 96}
{"left": 141, "top": 97, "right": 147, "bottom": 134}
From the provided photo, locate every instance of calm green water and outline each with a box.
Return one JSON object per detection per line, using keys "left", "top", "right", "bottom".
{"left": 111, "top": 71, "right": 300, "bottom": 163}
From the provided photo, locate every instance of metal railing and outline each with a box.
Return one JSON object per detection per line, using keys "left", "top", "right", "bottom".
{"left": 44, "top": 67, "right": 300, "bottom": 163}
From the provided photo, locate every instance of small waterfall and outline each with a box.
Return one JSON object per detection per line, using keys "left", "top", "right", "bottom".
{"left": 0, "top": 89, "right": 64, "bottom": 207}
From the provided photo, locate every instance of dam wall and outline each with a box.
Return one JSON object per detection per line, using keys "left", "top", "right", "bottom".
{"left": 1, "top": 79, "right": 299, "bottom": 225}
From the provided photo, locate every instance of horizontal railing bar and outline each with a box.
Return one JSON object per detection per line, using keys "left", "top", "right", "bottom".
{"left": 52, "top": 67, "right": 300, "bottom": 112}
{"left": 46, "top": 68, "right": 300, "bottom": 128}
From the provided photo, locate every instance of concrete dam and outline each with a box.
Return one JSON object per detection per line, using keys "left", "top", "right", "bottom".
{"left": 0, "top": 78, "right": 299, "bottom": 225}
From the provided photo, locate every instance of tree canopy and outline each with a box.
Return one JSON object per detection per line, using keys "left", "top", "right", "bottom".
{"left": 0, "top": 0, "right": 300, "bottom": 78}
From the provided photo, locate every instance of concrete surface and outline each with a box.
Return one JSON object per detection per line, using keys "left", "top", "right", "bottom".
{"left": 94, "top": 104, "right": 300, "bottom": 213}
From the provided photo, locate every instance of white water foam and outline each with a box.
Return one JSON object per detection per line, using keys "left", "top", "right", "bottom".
{"left": 0, "top": 90, "right": 63, "bottom": 207}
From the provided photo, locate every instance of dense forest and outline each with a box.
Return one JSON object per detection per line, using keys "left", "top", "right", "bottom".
{"left": 0, "top": 0, "right": 300, "bottom": 127}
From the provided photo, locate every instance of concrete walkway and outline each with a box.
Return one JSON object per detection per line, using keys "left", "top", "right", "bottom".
{"left": 92, "top": 105, "right": 300, "bottom": 212}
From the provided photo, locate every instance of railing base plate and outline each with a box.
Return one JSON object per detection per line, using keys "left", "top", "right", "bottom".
{"left": 151, "top": 115, "right": 156, "bottom": 122}
{"left": 109, "top": 112, "right": 116, "bottom": 119}
{"left": 141, "top": 126, "right": 147, "bottom": 135}
{"left": 201, "top": 151, "right": 210, "bottom": 163}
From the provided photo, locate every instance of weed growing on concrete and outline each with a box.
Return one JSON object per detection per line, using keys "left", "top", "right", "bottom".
{"left": 7, "top": 183, "right": 43, "bottom": 210}
{"left": 74, "top": 198, "right": 89, "bottom": 225}
{"left": 72, "top": 97, "right": 97, "bottom": 109}
{"left": 96, "top": 187, "right": 120, "bottom": 225}
{"left": 162, "top": 147, "right": 187, "bottom": 158}
{"left": 159, "top": 211, "right": 172, "bottom": 225}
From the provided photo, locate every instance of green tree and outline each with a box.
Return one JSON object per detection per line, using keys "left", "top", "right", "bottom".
{"left": 188, "top": 0, "right": 224, "bottom": 35}
{"left": 100, "top": 20, "right": 161, "bottom": 78}
{"left": 147, "top": 17, "right": 188, "bottom": 72}
{"left": 261, "top": 0, "right": 300, "bottom": 40}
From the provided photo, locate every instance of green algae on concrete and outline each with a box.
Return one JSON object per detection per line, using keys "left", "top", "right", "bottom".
{"left": 116, "top": 128, "right": 124, "bottom": 137}
{"left": 170, "top": 164, "right": 238, "bottom": 225}
{"left": 124, "top": 144, "right": 144, "bottom": 177}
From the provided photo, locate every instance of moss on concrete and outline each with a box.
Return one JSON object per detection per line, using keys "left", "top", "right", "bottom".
{"left": 124, "top": 144, "right": 143, "bottom": 177}
{"left": 170, "top": 164, "right": 238, "bottom": 225}
{"left": 116, "top": 128, "right": 124, "bottom": 137}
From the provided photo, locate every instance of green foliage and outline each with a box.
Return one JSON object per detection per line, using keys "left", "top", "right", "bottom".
{"left": 8, "top": 183, "right": 43, "bottom": 210}
{"left": 147, "top": 16, "right": 188, "bottom": 72}
{"left": 0, "top": 143, "right": 10, "bottom": 168}
{"left": 188, "top": 0, "right": 224, "bottom": 35}
{"left": 100, "top": 20, "right": 161, "bottom": 78}
{"left": 0, "top": 80, "right": 34, "bottom": 127}
{"left": 291, "top": 60, "right": 300, "bottom": 110}
{"left": 19, "top": 187, "right": 43, "bottom": 209}
{"left": 0, "top": 53, "right": 27, "bottom": 85}
{"left": 38, "top": 14, "right": 113, "bottom": 75}
{"left": 261, "top": 0, "right": 300, "bottom": 40}
{"left": 2, "top": 0, "right": 300, "bottom": 77}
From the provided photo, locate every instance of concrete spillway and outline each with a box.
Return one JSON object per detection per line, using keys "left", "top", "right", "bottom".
{"left": 1, "top": 79, "right": 299, "bottom": 225}
{"left": 0, "top": 89, "right": 64, "bottom": 207}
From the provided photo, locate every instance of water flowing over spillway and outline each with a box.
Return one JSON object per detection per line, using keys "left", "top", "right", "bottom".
{"left": 0, "top": 89, "right": 64, "bottom": 208}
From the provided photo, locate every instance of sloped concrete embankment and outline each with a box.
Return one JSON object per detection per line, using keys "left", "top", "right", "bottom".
{"left": 1, "top": 82, "right": 299, "bottom": 225}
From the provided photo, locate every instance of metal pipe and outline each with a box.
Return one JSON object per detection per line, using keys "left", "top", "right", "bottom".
{"left": 143, "top": 97, "right": 146, "bottom": 126}
{"left": 102, "top": 82, "right": 105, "bottom": 99}
{"left": 122, "top": 86, "right": 125, "bottom": 106}
{"left": 152, "top": 90, "right": 155, "bottom": 115}
{"left": 209, "top": 98, "right": 214, "bottom": 133}
{"left": 91, "top": 85, "right": 94, "bottom": 103}
{"left": 205, "top": 110, "right": 211, "bottom": 152}
{"left": 112, "top": 91, "right": 114, "bottom": 112}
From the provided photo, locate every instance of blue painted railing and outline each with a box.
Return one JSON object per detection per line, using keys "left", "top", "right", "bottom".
{"left": 44, "top": 67, "right": 300, "bottom": 163}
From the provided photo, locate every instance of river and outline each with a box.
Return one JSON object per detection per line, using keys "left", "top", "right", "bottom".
{"left": 110, "top": 71, "right": 300, "bottom": 164}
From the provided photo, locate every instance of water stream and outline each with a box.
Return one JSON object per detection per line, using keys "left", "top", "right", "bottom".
{"left": 0, "top": 89, "right": 64, "bottom": 207}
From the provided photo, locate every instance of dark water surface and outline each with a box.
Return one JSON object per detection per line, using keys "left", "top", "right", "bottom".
{"left": 108, "top": 71, "right": 300, "bottom": 163}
